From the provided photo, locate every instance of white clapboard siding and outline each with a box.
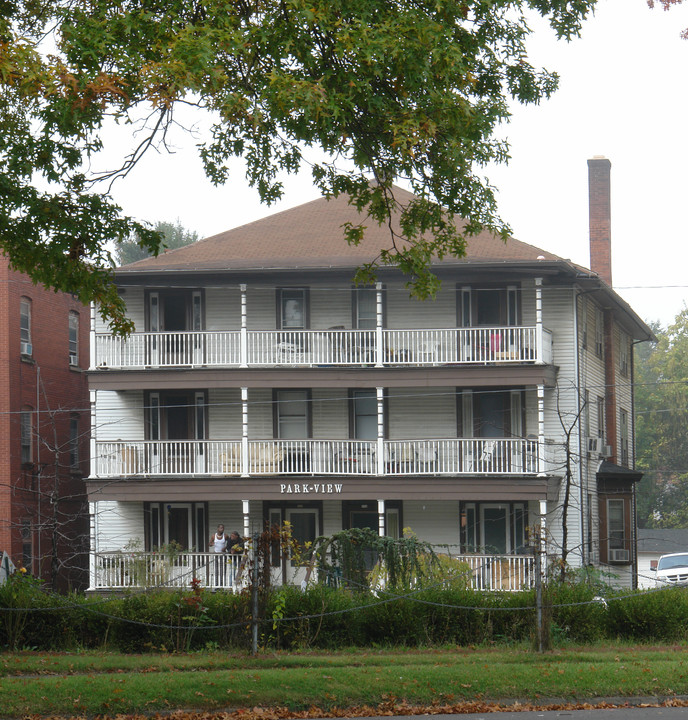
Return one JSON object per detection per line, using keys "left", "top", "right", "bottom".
{"left": 208, "top": 389, "right": 243, "bottom": 438}
{"left": 246, "top": 287, "right": 276, "bottom": 329}
{"left": 247, "top": 388, "right": 275, "bottom": 436}
{"left": 205, "top": 288, "right": 241, "bottom": 331}
{"left": 93, "top": 390, "right": 144, "bottom": 442}
{"left": 312, "top": 390, "right": 348, "bottom": 439}
{"left": 402, "top": 500, "right": 461, "bottom": 547}
{"left": 322, "top": 500, "right": 342, "bottom": 537}
{"left": 311, "top": 287, "right": 351, "bottom": 330}
{"left": 94, "top": 501, "right": 145, "bottom": 552}
{"left": 387, "top": 388, "right": 456, "bottom": 439}
{"left": 385, "top": 285, "right": 456, "bottom": 329}
{"left": 520, "top": 279, "right": 536, "bottom": 326}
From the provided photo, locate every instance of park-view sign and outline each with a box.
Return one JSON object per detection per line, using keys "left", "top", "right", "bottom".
{"left": 280, "top": 482, "right": 343, "bottom": 495}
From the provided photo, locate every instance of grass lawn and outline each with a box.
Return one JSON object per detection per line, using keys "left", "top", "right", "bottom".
{"left": 2, "top": 645, "right": 688, "bottom": 717}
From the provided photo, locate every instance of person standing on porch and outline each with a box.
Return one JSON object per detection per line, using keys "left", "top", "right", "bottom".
{"left": 209, "top": 524, "right": 228, "bottom": 587}
{"left": 227, "top": 530, "right": 245, "bottom": 585}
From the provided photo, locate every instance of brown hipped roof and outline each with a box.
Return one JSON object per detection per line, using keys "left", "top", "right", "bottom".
{"left": 118, "top": 187, "right": 564, "bottom": 273}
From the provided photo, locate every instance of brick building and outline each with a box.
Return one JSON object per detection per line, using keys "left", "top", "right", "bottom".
{"left": 0, "top": 258, "right": 90, "bottom": 591}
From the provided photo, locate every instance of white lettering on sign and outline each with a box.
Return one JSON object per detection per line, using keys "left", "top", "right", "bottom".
{"left": 280, "top": 483, "right": 343, "bottom": 494}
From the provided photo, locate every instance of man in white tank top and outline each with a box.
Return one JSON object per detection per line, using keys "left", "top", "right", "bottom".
{"left": 209, "top": 524, "right": 228, "bottom": 587}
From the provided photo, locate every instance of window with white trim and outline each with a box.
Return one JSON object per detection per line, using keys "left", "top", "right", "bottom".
{"left": 20, "top": 297, "right": 32, "bottom": 356}
{"left": 69, "top": 311, "right": 79, "bottom": 366}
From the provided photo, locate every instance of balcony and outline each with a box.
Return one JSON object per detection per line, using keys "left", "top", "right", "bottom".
{"left": 92, "top": 551, "right": 246, "bottom": 592}
{"left": 91, "top": 550, "right": 533, "bottom": 592}
{"left": 93, "top": 326, "right": 553, "bottom": 370}
{"left": 92, "top": 438, "right": 541, "bottom": 478}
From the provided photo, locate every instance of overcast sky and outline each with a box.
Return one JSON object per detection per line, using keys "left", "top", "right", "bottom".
{"left": 106, "top": 0, "right": 688, "bottom": 329}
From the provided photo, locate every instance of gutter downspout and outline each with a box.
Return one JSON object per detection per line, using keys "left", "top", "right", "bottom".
{"left": 573, "top": 287, "right": 586, "bottom": 567}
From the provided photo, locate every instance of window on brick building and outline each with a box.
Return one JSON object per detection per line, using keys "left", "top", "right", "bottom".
{"left": 20, "top": 408, "right": 33, "bottom": 465}
{"left": 20, "top": 297, "right": 32, "bottom": 357}
{"left": 69, "top": 312, "right": 79, "bottom": 366}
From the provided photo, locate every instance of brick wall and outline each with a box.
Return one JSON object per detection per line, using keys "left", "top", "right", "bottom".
{"left": 0, "top": 258, "right": 90, "bottom": 590}
{"left": 587, "top": 156, "right": 612, "bottom": 286}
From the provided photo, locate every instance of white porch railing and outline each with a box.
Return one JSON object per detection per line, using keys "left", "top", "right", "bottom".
{"left": 92, "top": 438, "right": 541, "bottom": 477}
{"left": 93, "top": 327, "right": 552, "bottom": 369}
{"left": 92, "top": 551, "right": 246, "bottom": 591}
{"left": 92, "top": 550, "right": 532, "bottom": 592}
{"left": 455, "top": 553, "right": 535, "bottom": 591}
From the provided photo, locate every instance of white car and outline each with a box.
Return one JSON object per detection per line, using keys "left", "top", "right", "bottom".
{"left": 654, "top": 552, "right": 688, "bottom": 587}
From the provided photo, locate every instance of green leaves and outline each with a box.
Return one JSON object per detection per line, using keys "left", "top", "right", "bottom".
{"left": 0, "top": 0, "right": 596, "bottom": 331}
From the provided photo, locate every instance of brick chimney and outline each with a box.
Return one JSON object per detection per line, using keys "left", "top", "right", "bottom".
{"left": 588, "top": 156, "right": 617, "bottom": 463}
{"left": 587, "top": 156, "right": 612, "bottom": 285}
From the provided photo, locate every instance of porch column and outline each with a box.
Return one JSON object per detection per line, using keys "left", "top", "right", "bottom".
{"left": 89, "top": 302, "right": 97, "bottom": 370}
{"left": 89, "top": 501, "right": 97, "bottom": 591}
{"left": 537, "top": 384, "right": 545, "bottom": 476}
{"left": 242, "top": 500, "right": 250, "bottom": 542}
{"left": 240, "top": 284, "right": 248, "bottom": 368}
{"left": 90, "top": 389, "right": 97, "bottom": 476}
{"left": 241, "top": 387, "right": 249, "bottom": 477}
{"left": 376, "top": 386, "right": 385, "bottom": 475}
{"left": 539, "top": 498, "right": 548, "bottom": 561}
{"left": 535, "top": 277, "right": 544, "bottom": 364}
{"left": 375, "top": 282, "right": 384, "bottom": 367}
{"left": 377, "top": 499, "right": 385, "bottom": 537}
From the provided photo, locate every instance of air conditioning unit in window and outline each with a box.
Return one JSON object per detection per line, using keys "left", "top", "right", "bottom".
{"left": 601, "top": 445, "right": 613, "bottom": 458}
{"left": 20, "top": 342, "right": 32, "bottom": 356}
{"left": 587, "top": 437, "right": 601, "bottom": 454}
{"left": 69, "top": 353, "right": 78, "bottom": 366}
{"left": 609, "top": 548, "right": 630, "bottom": 564}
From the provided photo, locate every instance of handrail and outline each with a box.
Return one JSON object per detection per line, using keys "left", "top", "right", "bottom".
{"left": 92, "top": 437, "right": 542, "bottom": 477}
{"left": 93, "top": 326, "right": 551, "bottom": 369}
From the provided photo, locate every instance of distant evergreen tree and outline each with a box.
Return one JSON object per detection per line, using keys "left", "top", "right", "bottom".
{"left": 115, "top": 220, "right": 199, "bottom": 266}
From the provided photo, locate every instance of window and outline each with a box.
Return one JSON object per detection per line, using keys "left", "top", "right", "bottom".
{"left": 278, "top": 288, "right": 308, "bottom": 330}
{"left": 352, "top": 287, "right": 378, "bottom": 329}
{"left": 68, "top": 312, "right": 79, "bottom": 366}
{"left": 583, "top": 390, "right": 590, "bottom": 440}
{"left": 20, "top": 409, "right": 32, "bottom": 465}
{"left": 597, "top": 396, "right": 605, "bottom": 441}
{"left": 69, "top": 414, "right": 79, "bottom": 469}
{"left": 20, "top": 297, "right": 32, "bottom": 356}
{"left": 620, "top": 409, "right": 629, "bottom": 466}
{"left": 594, "top": 307, "right": 604, "bottom": 358}
{"left": 457, "top": 285, "right": 519, "bottom": 327}
{"left": 581, "top": 299, "right": 588, "bottom": 349}
{"left": 275, "top": 390, "right": 309, "bottom": 438}
{"left": 607, "top": 498, "right": 625, "bottom": 550}
{"left": 619, "top": 331, "right": 629, "bottom": 376}
{"left": 352, "top": 390, "right": 378, "bottom": 440}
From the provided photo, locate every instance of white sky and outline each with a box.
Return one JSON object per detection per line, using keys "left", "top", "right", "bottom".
{"left": 107, "top": 0, "right": 688, "bottom": 328}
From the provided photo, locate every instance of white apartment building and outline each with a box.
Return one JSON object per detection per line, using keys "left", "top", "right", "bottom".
{"left": 86, "top": 161, "right": 652, "bottom": 591}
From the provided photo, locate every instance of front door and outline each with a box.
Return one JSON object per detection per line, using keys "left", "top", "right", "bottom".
{"left": 481, "top": 504, "right": 508, "bottom": 554}
{"left": 165, "top": 503, "right": 193, "bottom": 550}
{"left": 286, "top": 508, "right": 318, "bottom": 586}
{"left": 267, "top": 506, "right": 320, "bottom": 586}
{"left": 147, "top": 290, "right": 203, "bottom": 365}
